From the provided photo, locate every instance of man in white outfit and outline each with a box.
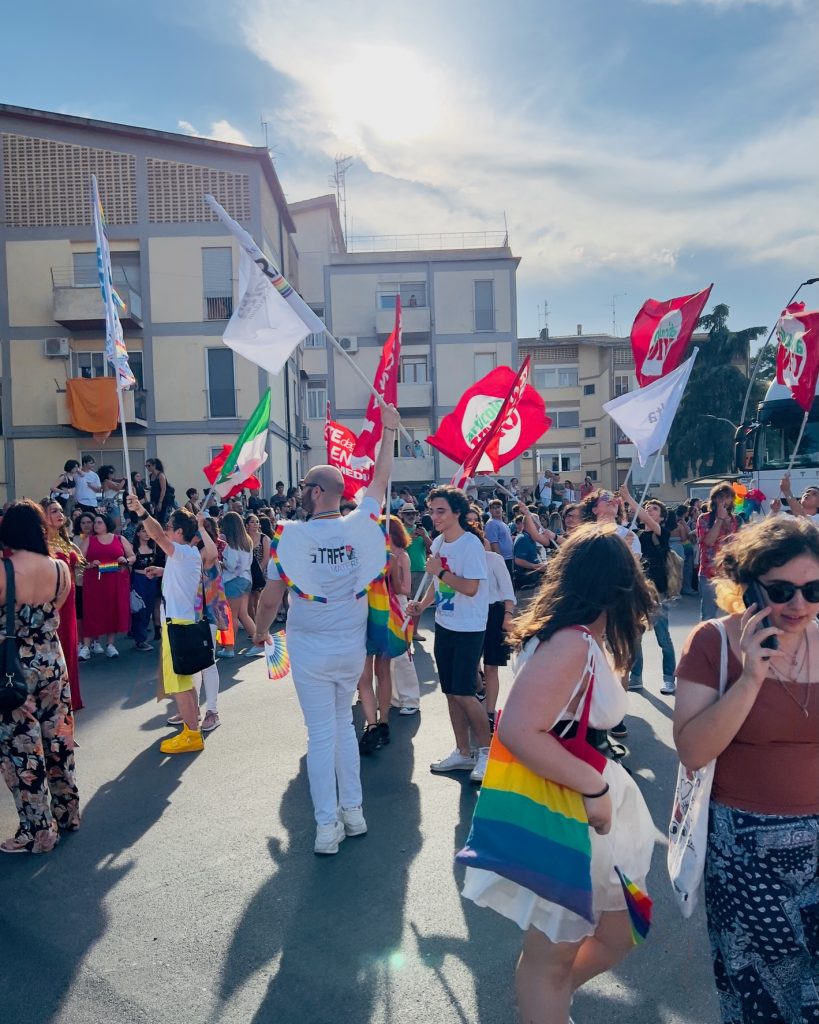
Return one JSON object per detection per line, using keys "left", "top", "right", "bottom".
{"left": 253, "top": 404, "right": 400, "bottom": 854}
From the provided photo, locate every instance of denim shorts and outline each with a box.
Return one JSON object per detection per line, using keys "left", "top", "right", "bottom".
{"left": 224, "top": 576, "right": 251, "bottom": 599}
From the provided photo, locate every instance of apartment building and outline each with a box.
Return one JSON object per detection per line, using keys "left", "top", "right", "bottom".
{"left": 0, "top": 104, "right": 306, "bottom": 502}
{"left": 287, "top": 202, "right": 521, "bottom": 485}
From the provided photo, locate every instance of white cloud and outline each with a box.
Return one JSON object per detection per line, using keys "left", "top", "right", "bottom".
{"left": 177, "top": 118, "right": 252, "bottom": 147}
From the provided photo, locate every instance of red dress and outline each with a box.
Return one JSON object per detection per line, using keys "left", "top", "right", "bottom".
{"left": 83, "top": 534, "right": 130, "bottom": 637}
{"left": 54, "top": 547, "right": 82, "bottom": 711}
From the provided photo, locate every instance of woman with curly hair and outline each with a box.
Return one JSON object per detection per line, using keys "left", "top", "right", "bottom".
{"left": 462, "top": 523, "right": 657, "bottom": 1024}
{"left": 695, "top": 481, "right": 738, "bottom": 621}
{"left": 675, "top": 516, "right": 819, "bottom": 1023}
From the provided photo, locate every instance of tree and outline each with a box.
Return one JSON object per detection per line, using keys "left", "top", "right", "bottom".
{"left": 667, "top": 304, "right": 766, "bottom": 482}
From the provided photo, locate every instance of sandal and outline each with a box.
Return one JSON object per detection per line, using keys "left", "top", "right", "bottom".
{"left": 0, "top": 835, "right": 32, "bottom": 854}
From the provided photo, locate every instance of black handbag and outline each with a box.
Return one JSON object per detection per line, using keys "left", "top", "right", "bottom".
{"left": 0, "top": 559, "right": 30, "bottom": 714}
{"left": 164, "top": 574, "right": 215, "bottom": 676}
{"left": 250, "top": 555, "right": 266, "bottom": 592}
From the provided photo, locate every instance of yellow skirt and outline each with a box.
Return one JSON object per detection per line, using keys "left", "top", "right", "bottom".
{"left": 161, "top": 618, "right": 195, "bottom": 694}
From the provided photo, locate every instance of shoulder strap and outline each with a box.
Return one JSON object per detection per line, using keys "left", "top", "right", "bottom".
{"left": 712, "top": 619, "right": 729, "bottom": 696}
{"left": 3, "top": 559, "right": 15, "bottom": 638}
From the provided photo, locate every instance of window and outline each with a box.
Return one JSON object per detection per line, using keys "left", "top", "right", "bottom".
{"left": 307, "top": 381, "right": 327, "bottom": 419}
{"left": 80, "top": 448, "right": 146, "bottom": 478}
{"left": 533, "top": 366, "right": 578, "bottom": 389}
{"left": 584, "top": 427, "right": 596, "bottom": 438}
{"left": 202, "top": 247, "right": 233, "bottom": 320}
{"left": 71, "top": 351, "right": 108, "bottom": 379}
{"left": 583, "top": 384, "right": 596, "bottom": 395}
{"left": 305, "top": 307, "right": 326, "bottom": 346}
{"left": 206, "top": 349, "right": 236, "bottom": 418}
{"left": 394, "top": 427, "right": 430, "bottom": 458}
{"left": 377, "top": 283, "right": 428, "bottom": 309}
{"left": 474, "top": 352, "right": 496, "bottom": 378}
{"left": 474, "top": 280, "right": 495, "bottom": 331}
{"left": 587, "top": 469, "right": 598, "bottom": 481}
{"left": 537, "top": 449, "right": 582, "bottom": 474}
{"left": 400, "top": 355, "right": 428, "bottom": 384}
{"left": 555, "top": 410, "right": 580, "bottom": 429}
{"left": 614, "top": 374, "right": 631, "bottom": 397}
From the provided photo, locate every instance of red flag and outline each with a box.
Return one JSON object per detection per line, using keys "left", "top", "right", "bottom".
{"left": 427, "top": 363, "right": 551, "bottom": 474}
{"left": 351, "top": 297, "right": 401, "bottom": 466}
{"left": 325, "top": 403, "right": 372, "bottom": 500}
{"left": 776, "top": 302, "right": 819, "bottom": 413}
{"left": 630, "top": 285, "right": 712, "bottom": 387}
{"left": 203, "top": 446, "right": 261, "bottom": 499}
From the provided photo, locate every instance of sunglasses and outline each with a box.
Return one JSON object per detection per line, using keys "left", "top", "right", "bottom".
{"left": 596, "top": 491, "right": 616, "bottom": 503}
{"left": 759, "top": 579, "right": 819, "bottom": 604}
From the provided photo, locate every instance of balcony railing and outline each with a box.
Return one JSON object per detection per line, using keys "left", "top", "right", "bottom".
{"left": 51, "top": 267, "right": 143, "bottom": 329}
{"left": 205, "top": 296, "right": 233, "bottom": 321}
{"left": 347, "top": 230, "right": 508, "bottom": 252}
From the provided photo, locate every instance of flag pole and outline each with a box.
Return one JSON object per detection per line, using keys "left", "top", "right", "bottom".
{"left": 628, "top": 448, "right": 664, "bottom": 530}
{"left": 785, "top": 410, "right": 810, "bottom": 475}
{"left": 116, "top": 378, "right": 132, "bottom": 495}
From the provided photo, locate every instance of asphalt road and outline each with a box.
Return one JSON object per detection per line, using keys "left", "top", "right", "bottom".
{"left": 0, "top": 595, "right": 720, "bottom": 1024}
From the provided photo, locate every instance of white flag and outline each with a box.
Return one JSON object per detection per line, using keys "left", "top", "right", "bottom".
{"left": 223, "top": 250, "right": 310, "bottom": 375}
{"left": 603, "top": 350, "right": 698, "bottom": 466}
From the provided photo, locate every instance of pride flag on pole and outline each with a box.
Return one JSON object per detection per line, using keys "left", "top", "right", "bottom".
{"left": 91, "top": 175, "right": 135, "bottom": 389}
{"left": 213, "top": 389, "right": 271, "bottom": 497}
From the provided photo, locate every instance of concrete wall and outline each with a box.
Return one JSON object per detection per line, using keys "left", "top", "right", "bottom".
{"left": 433, "top": 267, "right": 512, "bottom": 335}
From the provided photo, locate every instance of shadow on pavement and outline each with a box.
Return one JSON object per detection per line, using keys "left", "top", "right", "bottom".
{"left": 217, "top": 713, "right": 423, "bottom": 1024}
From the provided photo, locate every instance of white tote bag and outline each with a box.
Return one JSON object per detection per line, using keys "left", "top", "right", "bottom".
{"left": 667, "top": 618, "right": 728, "bottom": 918}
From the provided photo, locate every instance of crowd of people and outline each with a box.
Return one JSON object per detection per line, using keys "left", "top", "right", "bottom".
{"left": 3, "top": 432, "right": 819, "bottom": 1022}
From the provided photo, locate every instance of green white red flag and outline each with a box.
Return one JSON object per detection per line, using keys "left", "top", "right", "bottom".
{"left": 213, "top": 389, "right": 271, "bottom": 497}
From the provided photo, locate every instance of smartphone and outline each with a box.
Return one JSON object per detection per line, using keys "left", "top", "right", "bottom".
{"left": 742, "top": 581, "right": 778, "bottom": 650}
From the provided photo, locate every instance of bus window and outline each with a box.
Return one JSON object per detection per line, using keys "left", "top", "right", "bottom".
{"left": 757, "top": 419, "right": 819, "bottom": 470}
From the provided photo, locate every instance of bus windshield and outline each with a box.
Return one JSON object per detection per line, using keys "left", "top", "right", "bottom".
{"left": 756, "top": 418, "right": 819, "bottom": 470}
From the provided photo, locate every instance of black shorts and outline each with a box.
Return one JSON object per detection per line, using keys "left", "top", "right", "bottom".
{"left": 433, "top": 623, "right": 486, "bottom": 696}
{"left": 483, "top": 601, "right": 510, "bottom": 667}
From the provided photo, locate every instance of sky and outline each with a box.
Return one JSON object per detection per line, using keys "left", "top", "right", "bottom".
{"left": 2, "top": 0, "right": 817, "bottom": 339}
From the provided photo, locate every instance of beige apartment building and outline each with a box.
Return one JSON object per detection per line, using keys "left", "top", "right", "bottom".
{"left": 288, "top": 196, "right": 521, "bottom": 486}
{"left": 518, "top": 330, "right": 682, "bottom": 504}
{"left": 0, "top": 104, "right": 307, "bottom": 502}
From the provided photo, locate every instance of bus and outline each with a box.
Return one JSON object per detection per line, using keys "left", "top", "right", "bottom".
{"left": 736, "top": 379, "right": 819, "bottom": 503}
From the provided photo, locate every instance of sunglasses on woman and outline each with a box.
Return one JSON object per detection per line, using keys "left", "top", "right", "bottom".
{"left": 759, "top": 579, "right": 819, "bottom": 604}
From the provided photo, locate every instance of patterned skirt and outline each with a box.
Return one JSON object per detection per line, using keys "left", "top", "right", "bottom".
{"left": 705, "top": 802, "right": 819, "bottom": 1024}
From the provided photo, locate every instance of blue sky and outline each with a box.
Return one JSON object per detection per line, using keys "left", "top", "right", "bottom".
{"left": 3, "top": 0, "right": 817, "bottom": 339}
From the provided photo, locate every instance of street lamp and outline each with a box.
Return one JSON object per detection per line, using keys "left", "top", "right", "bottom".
{"left": 703, "top": 414, "right": 738, "bottom": 431}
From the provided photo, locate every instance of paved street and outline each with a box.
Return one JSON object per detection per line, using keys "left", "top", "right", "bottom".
{"left": 1, "top": 596, "right": 720, "bottom": 1024}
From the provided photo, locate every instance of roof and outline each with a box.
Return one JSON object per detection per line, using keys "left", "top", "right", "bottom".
{"left": 330, "top": 247, "right": 519, "bottom": 266}
{"left": 0, "top": 103, "right": 296, "bottom": 234}
{"left": 288, "top": 193, "right": 346, "bottom": 253}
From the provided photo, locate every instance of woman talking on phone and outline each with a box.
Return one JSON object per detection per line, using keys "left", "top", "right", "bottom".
{"left": 675, "top": 516, "right": 819, "bottom": 1023}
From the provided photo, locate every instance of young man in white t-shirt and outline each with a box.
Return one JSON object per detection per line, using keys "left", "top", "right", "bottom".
{"left": 74, "top": 455, "right": 102, "bottom": 512}
{"left": 126, "top": 495, "right": 205, "bottom": 755}
{"left": 253, "top": 404, "right": 401, "bottom": 855}
{"left": 407, "top": 485, "right": 491, "bottom": 782}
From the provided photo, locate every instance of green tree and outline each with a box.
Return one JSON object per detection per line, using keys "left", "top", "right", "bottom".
{"left": 667, "top": 304, "right": 766, "bottom": 482}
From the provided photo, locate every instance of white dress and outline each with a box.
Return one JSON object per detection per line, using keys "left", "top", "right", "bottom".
{"left": 461, "top": 631, "right": 655, "bottom": 943}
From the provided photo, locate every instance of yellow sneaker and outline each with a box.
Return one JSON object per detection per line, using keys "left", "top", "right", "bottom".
{"left": 159, "top": 725, "right": 204, "bottom": 755}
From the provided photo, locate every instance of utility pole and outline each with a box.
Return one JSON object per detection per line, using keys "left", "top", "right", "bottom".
{"left": 611, "top": 292, "right": 627, "bottom": 336}
{"left": 328, "top": 155, "right": 353, "bottom": 244}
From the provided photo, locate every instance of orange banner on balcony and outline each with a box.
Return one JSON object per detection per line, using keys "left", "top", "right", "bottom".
{"left": 66, "top": 377, "right": 119, "bottom": 440}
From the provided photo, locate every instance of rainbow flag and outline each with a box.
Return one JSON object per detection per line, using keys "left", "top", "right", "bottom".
{"left": 97, "top": 561, "right": 122, "bottom": 577}
{"left": 90, "top": 175, "right": 135, "bottom": 389}
{"left": 615, "top": 867, "right": 653, "bottom": 944}
{"left": 456, "top": 727, "right": 595, "bottom": 922}
{"left": 366, "top": 577, "right": 412, "bottom": 658}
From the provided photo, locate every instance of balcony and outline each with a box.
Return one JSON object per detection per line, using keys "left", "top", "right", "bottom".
{"left": 397, "top": 381, "right": 432, "bottom": 410}
{"left": 56, "top": 387, "right": 148, "bottom": 429}
{"left": 393, "top": 455, "right": 435, "bottom": 483}
{"left": 52, "top": 268, "right": 143, "bottom": 330}
{"left": 376, "top": 305, "right": 431, "bottom": 337}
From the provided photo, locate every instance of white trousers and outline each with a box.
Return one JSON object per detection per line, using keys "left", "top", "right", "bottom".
{"left": 192, "top": 624, "right": 220, "bottom": 713}
{"left": 391, "top": 652, "right": 420, "bottom": 710}
{"left": 291, "top": 646, "right": 365, "bottom": 826}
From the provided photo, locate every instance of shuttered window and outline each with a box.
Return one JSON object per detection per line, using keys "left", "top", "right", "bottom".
{"left": 207, "top": 349, "right": 236, "bottom": 418}
{"left": 202, "top": 247, "right": 233, "bottom": 320}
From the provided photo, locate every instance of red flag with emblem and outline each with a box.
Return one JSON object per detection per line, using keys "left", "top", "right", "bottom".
{"left": 325, "top": 402, "right": 372, "bottom": 500}
{"left": 351, "top": 297, "right": 401, "bottom": 468}
{"left": 630, "top": 285, "right": 712, "bottom": 387}
{"left": 203, "top": 446, "right": 262, "bottom": 499}
{"left": 776, "top": 302, "right": 819, "bottom": 413}
{"left": 427, "top": 361, "right": 551, "bottom": 476}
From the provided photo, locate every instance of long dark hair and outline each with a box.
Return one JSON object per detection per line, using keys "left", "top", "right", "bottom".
{"left": 0, "top": 499, "right": 50, "bottom": 556}
{"left": 507, "top": 523, "right": 657, "bottom": 672}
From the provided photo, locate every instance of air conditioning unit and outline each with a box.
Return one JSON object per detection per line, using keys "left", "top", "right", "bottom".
{"left": 300, "top": 425, "right": 310, "bottom": 441}
{"left": 521, "top": 449, "right": 533, "bottom": 459}
{"left": 338, "top": 336, "right": 358, "bottom": 354}
{"left": 43, "top": 337, "right": 70, "bottom": 359}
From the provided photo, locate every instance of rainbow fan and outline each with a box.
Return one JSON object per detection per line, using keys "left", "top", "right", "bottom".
{"left": 264, "top": 632, "right": 290, "bottom": 680}
{"left": 615, "top": 867, "right": 653, "bottom": 944}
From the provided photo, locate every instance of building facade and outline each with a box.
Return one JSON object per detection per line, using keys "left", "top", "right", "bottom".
{"left": 0, "top": 104, "right": 307, "bottom": 502}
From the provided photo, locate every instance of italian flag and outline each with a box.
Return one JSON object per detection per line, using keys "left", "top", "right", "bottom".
{"left": 214, "top": 389, "right": 271, "bottom": 497}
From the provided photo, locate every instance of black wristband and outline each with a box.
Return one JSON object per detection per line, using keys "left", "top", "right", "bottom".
{"left": 438, "top": 569, "right": 447, "bottom": 580}
{"left": 581, "top": 782, "right": 610, "bottom": 799}
{"left": 138, "top": 511, "right": 149, "bottom": 521}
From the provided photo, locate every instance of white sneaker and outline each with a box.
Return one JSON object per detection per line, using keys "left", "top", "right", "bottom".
{"left": 339, "top": 806, "right": 367, "bottom": 837}
{"left": 105, "top": 644, "right": 119, "bottom": 658}
{"left": 660, "top": 678, "right": 677, "bottom": 695}
{"left": 90, "top": 641, "right": 104, "bottom": 655}
{"left": 470, "top": 746, "right": 490, "bottom": 783}
{"left": 399, "top": 706, "right": 419, "bottom": 716}
{"left": 314, "top": 820, "right": 346, "bottom": 855}
{"left": 431, "top": 748, "right": 476, "bottom": 773}
{"left": 78, "top": 644, "right": 91, "bottom": 662}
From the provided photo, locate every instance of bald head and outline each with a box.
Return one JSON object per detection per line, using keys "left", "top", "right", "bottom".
{"left": 305, "top": 465, "right": 344, "bottom": 497}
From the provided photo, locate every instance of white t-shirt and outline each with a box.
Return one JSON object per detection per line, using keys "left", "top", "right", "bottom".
{"left": 616, "top": 524, "right": 641, "bottom": 556}
{"left": 75, "top": 470, "right": 100, "bottom": 507}
{"left": 432, "top": 531, "right": 489, "bottom": 632}
{"left": 161, "top": 542, "right": 202, "bottom": 620}
{"left": 268, "top": 497, "right": 383, "bottom": 658}
{"left": 222, "top": 546, "right": 252, "bottom": 583}
{"left": 537, "top": 474, "right": 552, "bottom": 505}
{"left": 486, "top": 550, "right": 516, "bottom": 605}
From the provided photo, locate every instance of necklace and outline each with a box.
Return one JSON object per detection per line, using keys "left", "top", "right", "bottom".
{"left": 309, "top": 510, "right": 341, "bottom": 521}
{"left": 770, "top": 630, "right": 813, "bottom": 718}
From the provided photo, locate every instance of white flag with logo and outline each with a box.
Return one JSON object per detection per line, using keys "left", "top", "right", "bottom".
{"left": 603, "top": 350, "right": 698, "bottom": 466}
{"left": 223, "top": 249, "right": 310, "bottom": 375}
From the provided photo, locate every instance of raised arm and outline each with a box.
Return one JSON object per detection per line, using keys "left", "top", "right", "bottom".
{"left": 364, "top": 404, "right": 401, "bottom": 505}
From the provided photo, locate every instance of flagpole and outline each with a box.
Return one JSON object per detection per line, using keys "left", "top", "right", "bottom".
{"left": 785, "top": 410, "right": 810, "bottom": 475}
{"left": 116, "top": 378, "right": 132, "bottom": 494}
{"left": 628, "top": 448, "right": 664, "bottom": 530}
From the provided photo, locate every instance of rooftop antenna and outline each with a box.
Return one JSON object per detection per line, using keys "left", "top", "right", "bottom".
{"left": 541, "top": 298, "right": 550, "bottom": 339}
{"left": 260, "top": 117, "right": 270, "bottom": 151}
{"left": 611, "top": 292, "right": 627, "bottom": 336}
{"left": 502, "top": 211, "right": 509, "bottom": 247}
{"left": 328, "top": 155, "right": 353, "bottom": 244}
